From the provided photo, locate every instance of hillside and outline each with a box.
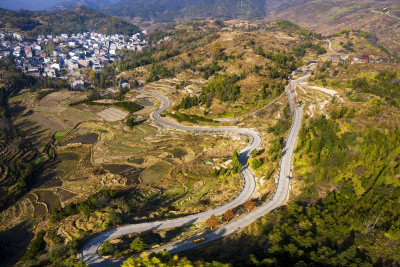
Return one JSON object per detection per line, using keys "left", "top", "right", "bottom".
{"left": 45, "top": 0, "right": 120, "bottom": 12}
{"left": 99, "top": 0, "right": 400, "bottom": 54}
{"left": 100, "top": 0, "right": 266, "bottom": 22}
{"left": 0, "top": 17, "right": 399, "bottom": 266}
{"left": 265, "top": 0, "right": 400, "bottom": 57}
{"left": 0, "top": 0, "right": 64, "bottom": 11}
{"left": 0, "top": 7, "right": 141, "bottom": 37}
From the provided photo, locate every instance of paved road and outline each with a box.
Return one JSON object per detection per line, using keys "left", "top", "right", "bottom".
{"left": 146, "top": 75, "right": 310, "bottom": 256}
{"left": 78, "top": 75, "right": 308, "bottom": 266}
{"left": 79, "top": 87, "right": 261, "bottom": 266}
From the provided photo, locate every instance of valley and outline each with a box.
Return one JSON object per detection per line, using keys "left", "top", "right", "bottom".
{"left": 0, "top": 3, "right": 399, "bottom": 266}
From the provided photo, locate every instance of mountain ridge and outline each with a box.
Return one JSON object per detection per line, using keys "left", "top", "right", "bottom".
{"left": 0, "top": 7, "right": 141, "bottom": 37}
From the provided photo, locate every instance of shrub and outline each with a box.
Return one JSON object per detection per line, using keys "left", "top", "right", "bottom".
{"left": 130, "top": 237, "right": 147, "bottom": 252}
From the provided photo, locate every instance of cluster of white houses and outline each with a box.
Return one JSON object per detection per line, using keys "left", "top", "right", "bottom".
{"left": 0, "top": 31, "right": 147, "bottom": 78}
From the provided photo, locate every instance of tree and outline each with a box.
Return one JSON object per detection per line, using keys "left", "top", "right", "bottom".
{"left": 102, "top": 210, "right": 122, "bottom": 229}
{"left": 98, "top": 240, "right": 118, "bottom": 256}
{"left": 232, "top": 150, "right": 241, "bottom": 173}
{"left": 122, "top": 251, "right": 226, "bottom": 266}
{"left": 130, "top": 237, "right": 146, "bottom": 252}
{"left": 212, "top": 42, "right": 222, "bottom": 60}
{"left": 244, "top": 200, "right": 256, "bottom": 212}
{"left": 126, "top": 116, "right": 136, "bottom": 128}
{"left": 88, "top": 70, "right": 95, "bottom": 81}
{"left": 251, "top": 157, "right": 263, "bottom": 169}
{"left": 223, "top": 209, "right": 234, "bottom": 221}
{"left": 250, "top": 149, "right": 259, "bottom": 157}
{"left": 64, "top": 258, "right": 89, "bottom": 267}
{"left": 205, "top": 214, "right": 219, "bottom": 229}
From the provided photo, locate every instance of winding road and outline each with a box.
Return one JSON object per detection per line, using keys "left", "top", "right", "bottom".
{"left": 79, "top": 75, "right": 309, "bottom": 266}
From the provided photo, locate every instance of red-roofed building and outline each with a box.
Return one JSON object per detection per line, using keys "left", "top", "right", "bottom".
{"left": 360, "top": 55, "right": 369, "bottom": 63}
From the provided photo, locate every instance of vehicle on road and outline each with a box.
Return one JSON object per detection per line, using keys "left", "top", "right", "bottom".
{"left": 193, "top": 237, "right": 205, "bottom": 243}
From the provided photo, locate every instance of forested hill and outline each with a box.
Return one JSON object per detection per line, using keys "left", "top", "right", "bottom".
{"left": 100, "top": 0, "right": 266, "bottom": 22}
{"left": 0, "top": 7, "right": 141, "bottom": 37}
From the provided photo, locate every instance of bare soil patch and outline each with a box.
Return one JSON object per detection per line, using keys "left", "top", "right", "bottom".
{"left": 97, "top": 107, "right": 129, "bottom": 122}
{"left": 28, "top": 111, "right": 65, "bottom": 131}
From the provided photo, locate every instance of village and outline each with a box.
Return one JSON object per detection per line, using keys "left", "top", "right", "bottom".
{"left": 0, "top": 30, "right": 148, "bottom": 84}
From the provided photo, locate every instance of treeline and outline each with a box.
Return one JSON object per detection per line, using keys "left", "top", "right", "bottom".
{"left": 0, "top": 7, "right": 141, "bottom": 37}
{"left": 268, "top": 20, "right": 323, "bottom": 40}
{"left": 89, "top": 66, "right": 119, "bottom": 89}
{"left": 117, "top": 28, "right": 219, "bottom": 72}
{"left": 200, "top": 74, "right": 241, "bottom": 107}
{"left": 168, "top": 112, "right": 215, "bottom": 124}
{"left": 50, "top": 189, "right": 118, "bottom": 222}
{"left": 69, "top": 95, "right": 143, "bottom": 113}
{"left": 198, "top": 116, "right": 400, "bottom": 266}
{"left": 250, "top": 117, "right": 400, "bottom": 265}
{"left": 114, "top": 101, "right": 144, "bottom": 113}
{"left": 35, "top": 78, "right": 70, "bottom": 100}
{"left": 176, "top": 73, "right": 244, "bottom": 110}
{"left": 32, "top": 7, "right": 141, "bottom": 37}
{"left": 176, "top": 96, "right": 199, "bottom": 109}
{"left": 146, "top": 64, "right": 175, "bottom": 82}
{"left": 292, "top": 41, "right": 327, "bottom": 57}
{"left": 201, "top": 63, "right": 223, "bottom": 80}
{"left": 255, "top": 48, "right": 297, "bottom": 78}
{"left": 351, "top": 70, "right": 400, "bottom": 106}
{"left": 0, "top": 8, "right": 41, "bottom": 31}
{"left": 69, "top": 91, "right": 103, "bottom": 106}
{"left": 261, "top": 82, "right": 286, "bottom": 99}
{"left": 122, "top": 251, "right": 228, "bottom": 267}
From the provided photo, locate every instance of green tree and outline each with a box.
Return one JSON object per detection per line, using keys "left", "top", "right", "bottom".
{"left": 130, "top": 237, "right": 147, "bottom": 252}
{"left": 98, "top": 241, "right": 118, "bottom": 257}
{"left": 232, "top": 150, "right": 241, "bottom": 173}
{"left": 126, "top": 116, "right": 136, "bottom": 128}
{"left": 212, "top": 42, "right": 222, "bottom": 60}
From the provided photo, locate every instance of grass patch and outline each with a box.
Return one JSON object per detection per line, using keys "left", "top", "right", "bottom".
{"left": 140, "top": 161, "right": 171, "bottom": 185}
{"left": 9, "top": 92, "right": 31, "bottom": 103}
{"left": 54, "top": 130, "right": 70, "bottom": 140}
{"left": 62, "top": 108, "right": 99, "bottom": 121}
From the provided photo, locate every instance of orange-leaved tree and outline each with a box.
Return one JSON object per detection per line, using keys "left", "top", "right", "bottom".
{"left": 244, "top": 200, "right": 256, "bottom": 212}
{"left": 223, "top": 209, "right": 234, "bottom": 221}
{"left": 205, "top": 214, "right": 219, "bottom": 229}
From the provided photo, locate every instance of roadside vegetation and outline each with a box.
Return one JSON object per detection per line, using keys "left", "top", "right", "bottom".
{"left": 2, "top": 17, "right": 399, "bottom": 267}
{"left": 184, "top": 29, "right": 400, "bottom": 266}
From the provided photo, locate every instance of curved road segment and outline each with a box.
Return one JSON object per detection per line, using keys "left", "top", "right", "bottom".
{"left": 79, "top": 75, "right": 309, "bottom": 266}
